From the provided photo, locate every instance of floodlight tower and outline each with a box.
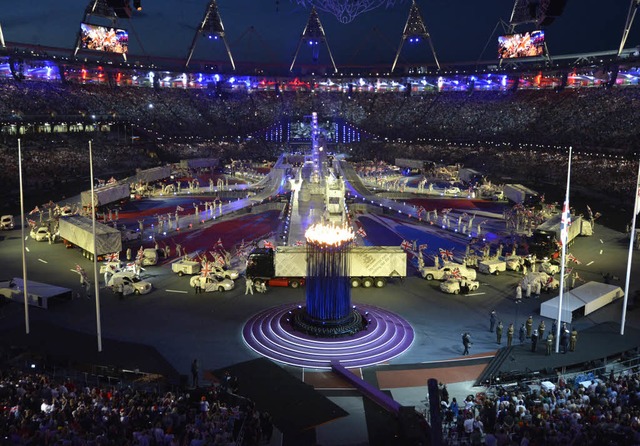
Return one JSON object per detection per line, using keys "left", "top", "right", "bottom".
{"left": 391, "top": 0, "right": 440, "bottom": 73}
{"left": 73, "top": 0, "right": 126, "bottom": 61}
{"left": 185, "top": 0, "right": 235, "bottom": 70}
{"left": 290, "top": 7, "right": 338, "bottom": 73}
{"left": 618, "top": 0, "right": 640, "bottom": 57}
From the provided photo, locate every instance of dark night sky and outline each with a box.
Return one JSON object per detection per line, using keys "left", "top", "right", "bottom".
{"left": 2, "top": 1, "right": 638, "bottom": 67}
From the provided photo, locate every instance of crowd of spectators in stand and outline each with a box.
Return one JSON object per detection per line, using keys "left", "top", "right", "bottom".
{"left": 1, "top": 79, "right": 640, "bottom": 152}
{"left": 440, "top": 369, "right": 640, "bottom": 445}
{"left": 1, "top": 77, "right": 639, "bottom": 213}
{"left": 0, "top": 367, "right": 272, "bottom": 446}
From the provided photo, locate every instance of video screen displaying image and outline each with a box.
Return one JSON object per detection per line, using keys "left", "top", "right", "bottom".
{"left": 498, "top": 30, "right": 545, "bottom": 59}
{"left": 80, "top": 23, "right": 128, "bottom": 54}
{"left": 289, "top": 121, "right": 336, "bottom": 142}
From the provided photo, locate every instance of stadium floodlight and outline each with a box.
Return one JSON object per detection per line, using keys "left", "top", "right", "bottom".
{"left": 291, "top": 0, "right": 406, "bottom": 24}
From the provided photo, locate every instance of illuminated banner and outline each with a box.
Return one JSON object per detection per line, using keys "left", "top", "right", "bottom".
{"left": 498, "top": 30, "right": 545, "bottom": 59}
{"left": 80, "top": 23, "right": 128, "bottom": 54}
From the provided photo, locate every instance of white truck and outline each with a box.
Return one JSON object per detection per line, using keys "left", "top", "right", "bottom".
{"left": 81, "top": 183, "right": 130, "bottom": 207}
{"left": 58, "top": 216, "right": 122, "bottom": 261}
{"left": 503, "top": 184, "right": 538, "bottom": 205}
{"left": 172, "top": 260, "right": 201, "bottom": 276}
{"left": 535, "top": 213, "right": 584, "bottom": 247}
{"left": 246, "top": 246, "right": 407, "bottom": 289}
{"left": 479, "top": 258, "right": 507, "bottom": 275}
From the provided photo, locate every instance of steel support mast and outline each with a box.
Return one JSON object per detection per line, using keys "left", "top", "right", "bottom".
{"left": 391, "top": 0, "right": 440, "bottom": 73}
{"left": 290, "top": 7, "right": 338, "bottom": 73}
{"left": 185, "top": 0, "right": 235, "bottom": 70}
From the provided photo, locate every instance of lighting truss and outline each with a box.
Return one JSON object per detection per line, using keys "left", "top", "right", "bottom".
{"left": 290, "top": 7, "right": 338, "bottom": 73}
{"left": 292, "top": 0, "right": 405, "bottom": 24}
{"left": 391, "top": 0, "right": 440, "bottom": 72}
{"left": 185, "top": 0, "right": 235, "bottom": 70}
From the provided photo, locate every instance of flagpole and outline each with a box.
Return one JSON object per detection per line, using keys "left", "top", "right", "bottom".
{"left": 555, "top": 146, "right": 572, "bottom": 352}
{"left": 89, "top": 140, "right": 103, "bottom": 352}
{"left": 621, "top": 158, "right": 640, "bottom": 335}
{"left": 18, "top": 138, "right": 30, "bottom": 334}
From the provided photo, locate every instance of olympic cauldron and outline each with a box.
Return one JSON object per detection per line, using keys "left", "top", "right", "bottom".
{"left": 291, "top": 223, "right": 366, "bottom": 337}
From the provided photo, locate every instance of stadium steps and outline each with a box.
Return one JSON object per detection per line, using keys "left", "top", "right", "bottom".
{"left": 474, "top": 346, "right": 515, "bottom": 386}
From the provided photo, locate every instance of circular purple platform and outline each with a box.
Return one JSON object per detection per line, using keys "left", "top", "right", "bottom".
{"left": 242, "top": 303, "right": 415, "bottom": 369}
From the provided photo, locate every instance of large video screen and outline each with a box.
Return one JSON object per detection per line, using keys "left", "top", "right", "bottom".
{"left": 80, "top": 23, "right": 128, "bottom": 54}
{"left": 289, "top": 121, "right": 336, "bottom": 142}
{"left": 498, "top": 30, "right": 545, "bottom": 59}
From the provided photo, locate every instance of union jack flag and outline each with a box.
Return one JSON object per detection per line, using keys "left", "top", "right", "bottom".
{"left": 27, "top": 219, "right": 37, "bottom": 228}
{"left": 107, "top": 177, "right": 117, "bottom": 184}
{"left": 416, "top": 206, "right": 426, "bottom": 216}
{"left": 29, "top": 206, "right": 40, "bottom": 215}
{"left": 295, "top": 240, "right": 305, "bottom": 246}
{"left": 560, "top": 200, "right": 571, "bottom": 245}
{"left": 176, "top": 205, "right": 184, "bottom": 212}
{"left": 263, "top": 240, "right": 274, "bottom": 249}
{"left": 400, "top": 240, "right": 412, "bottom": 251}
{"left": 357, "top": 227, "right": 367, "bottom": 238}
{"left": 75, "top": 264, "right": 88, "bottom": 280}
{"left": 215, "top": 254, "right": 225, "bottom": 267}
{"left": 136, "top": 246, "right": 144, "bottom": 261}
{"left": 215, "top": 238, "right": 224, "bottom": 250}
{"left": 106, "top": 252, "right": 120, "bottom": 262}
{"left": 201, "top": 262, "right": 213, "bottom": 278}
{"left": 567, "top": 253, "right": 582, "bottom": 265}
{"left": 586, "top": 205, "right": 594, "bottom": 221}
{"left": 439, "top": 248, "right": 454, "bottom": 262}
{"left": 418, "top": 243, "right": 428, "bottom": 252}
{"left": 449, "top": 268, "right": 462, "bottom": 279}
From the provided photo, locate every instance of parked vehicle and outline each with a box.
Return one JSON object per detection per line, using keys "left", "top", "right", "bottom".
{"left": 0, "top": 215, "right": 15, "bottom": 230}
{"left": 521, "top": 272, "right": 559, "bottom": 292}
{"left": 246, "top": 246, "right": 407, "bottom": 288}
{"left": 440, "top": 278, "right": 480, "bottom": 294}
{"left": 479, "top": 259, "right": 507, "bottom": 275}
{"left": 189, "top": 275, "right": 235, "bottom": 292}
{"left": 172, "top": 260, "right": 201, "bottom": 276}
{"left": 420, "top": 262, "right": 477, "bottom": 281}
{"left": 30, "top": 226, "right": 50, "bottom": 242}
{"left": 214, "top": 266, "right": 239, "bottom": 280}
{"left": 58, "top": 216, "right": 122, "bottom": 260}
{"left": 108, "top": 273, "right": 152, "bottom": 295}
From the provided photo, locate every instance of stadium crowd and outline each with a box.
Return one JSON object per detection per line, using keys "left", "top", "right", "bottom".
{"left": 1, "top": 80, "right": 640, "bottom": 153}
{"left": 441, "top": 368, "right": 640, "bottom": 445}
{"left": 0, "top": 366, "right": 272, "bottom": 446}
